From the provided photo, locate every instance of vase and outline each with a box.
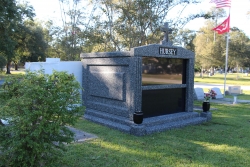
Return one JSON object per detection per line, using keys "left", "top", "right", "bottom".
{"left": 202, "top": 102, "right": 210, "bottom": 112}
{"left": 133, "top": 112, "right": 143, "bottom": 124}
{"left": 212, "top": 96, "right": 216, "bottom": 99}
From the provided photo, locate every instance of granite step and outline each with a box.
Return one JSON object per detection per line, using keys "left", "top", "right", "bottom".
{"left": 143, "top": 112, "right": 200, "bottom": 126}
{"left": 146, "top": 116, "right": 207, "bottom": 134}
{"left": 84, "top": 114, "right": 131, "bottom": 133}
{"left": 84, "top": 109, "right": 208, "bottom": 135}
{"left": 85, "top": 109, "right": 133, "bottom": 126}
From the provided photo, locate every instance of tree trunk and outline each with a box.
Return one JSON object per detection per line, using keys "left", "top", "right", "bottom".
{"left": 200, "top": 67, "right": 203, "bottom": 79}
{"left": 6, "top": 61, "right": 11, "bottom": 74}
{"left": 15, "top": 63, "right": 18, "bottom": 71}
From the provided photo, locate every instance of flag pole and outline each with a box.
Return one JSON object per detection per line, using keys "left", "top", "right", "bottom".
{"left": 223, "top": 7, "right": 231, "bottom": 97}
{"left": 223, "top": 32, "right": 229, "bottom": 97}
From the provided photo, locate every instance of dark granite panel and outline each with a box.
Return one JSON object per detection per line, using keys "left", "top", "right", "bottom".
{"left": 142, "top": 84, "right": 186, "bottom": 90}
{"left": 142, "top": 88, "right": 186, "bottom": 118}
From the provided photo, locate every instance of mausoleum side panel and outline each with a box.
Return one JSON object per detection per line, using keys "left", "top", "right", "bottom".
{"left": 81, "top": 58, "right": 137, "bottom": 117}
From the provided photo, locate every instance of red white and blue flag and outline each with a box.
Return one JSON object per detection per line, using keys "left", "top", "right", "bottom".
{"left": 210, "top": 0, "right": 231, "bottom": 8}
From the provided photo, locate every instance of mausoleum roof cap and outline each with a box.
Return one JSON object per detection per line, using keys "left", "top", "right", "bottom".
{"left": 80, "top": 51, "right": 131, "bottom": 58}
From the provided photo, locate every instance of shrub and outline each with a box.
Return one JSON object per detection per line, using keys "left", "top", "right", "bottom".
{"left": 0, "top": 70, "right": 84, "bottom": 167}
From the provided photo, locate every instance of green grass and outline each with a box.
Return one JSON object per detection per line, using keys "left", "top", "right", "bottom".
{"left": 195, "top": 73, "right": 250, "bottom": 86}
{"left": 196, "top": 73, "right": 250, "bottom": 100}
{"left": 56, "top": 73, "right": 250, "bottom": 166}
{"left": 1, "top": 71, "right": 250, "bottom": 166}
{"left": 0, "top": 70, "right": 25, "bottom": 80}
{"left": 55, "top": 101, "right": 250, "bottom": 167}
{"left": 0, "top": 71, "right": 5, "bottom": 80}
{"left": 225, "top": 91, "right": 250, "bottom": 100}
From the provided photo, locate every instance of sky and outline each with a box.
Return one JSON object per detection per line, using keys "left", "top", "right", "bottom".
{"left": 25, "top": 0, "right": 250, "bottom": 37}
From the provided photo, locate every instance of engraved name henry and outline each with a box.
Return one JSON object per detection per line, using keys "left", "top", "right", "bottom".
{"left": 159, "top": 47, "right": 177, "bottom": 55}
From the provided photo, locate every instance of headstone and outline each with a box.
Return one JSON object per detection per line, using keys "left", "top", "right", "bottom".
{"left": 194, "top": 87, "right": 205, "bottom": 100}
{"left": 80, "top": 22, "right": 209, "bottom": 136}
{"left": 211, "top": 87, "right": 223, "bottom": 99}
{"left": 228, "top": 86, "right": 242, "bottom": 95}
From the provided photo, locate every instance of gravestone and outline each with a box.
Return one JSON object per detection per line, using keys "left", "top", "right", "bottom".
{"left": 211, "top": 87, "right": 223, "bottom": 99}
{"left": 194, "top": 88, "right": 205, "bottom": 100}
{"left": 228, "top": 86, "right": 242, "bottom": 95}
{"left": 80, "top": 23, "right": 209, "bottom": 136}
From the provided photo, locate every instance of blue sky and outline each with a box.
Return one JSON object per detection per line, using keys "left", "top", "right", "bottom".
{"left": 26, "top": 0, "right": 250, "bottom": 37}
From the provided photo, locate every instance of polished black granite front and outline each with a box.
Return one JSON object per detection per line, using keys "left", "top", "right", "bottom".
{"left": 142, "top": 88, "right": 186, "bottom": 118}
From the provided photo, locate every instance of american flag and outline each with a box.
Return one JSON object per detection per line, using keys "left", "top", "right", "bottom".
{"left": 210, "top": 0, "right": 231, "bottom": 8}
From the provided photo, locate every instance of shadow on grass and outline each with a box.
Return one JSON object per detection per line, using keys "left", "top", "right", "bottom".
{"left": 56, "top": 103, "right": 250, "bottom": 167}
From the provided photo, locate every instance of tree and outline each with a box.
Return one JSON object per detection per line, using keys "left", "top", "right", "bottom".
{"left": 174, "top": 29, "right": 196, "bottom": 52}
{"left": 194, "top": 7, "right": 228, "bottom": 75}
{"left": 228, "top": 27, "right": 250, "bottom": 69}
{"left": 48, "top": 0, "right": 215, "bottom": 55}
{"left": 57, "top": 0, "right": 89, "bottom": 60}
{"left": 0, "top": 0, "right": 19, "bottom": 74}
{"left": 194, "top": 21, "right": 223, "bottom": 68}
{"left": 18, "top": 20, "right": 48, "bottom": 63}
{"left": 194, "top": 13, "right": 250, "bottom": 75}
{"left": 0, "top": 0, "right": 34, "bottom": 74}
{"left": 63, "top": 0, "right": 211, "bottom": 52}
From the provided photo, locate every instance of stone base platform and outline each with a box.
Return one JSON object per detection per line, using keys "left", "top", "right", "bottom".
{"left": 84, "top": 109, "right": 210, "bottom": 136}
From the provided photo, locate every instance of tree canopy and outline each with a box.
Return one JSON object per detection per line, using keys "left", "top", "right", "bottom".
{"left": 0, "top": 0, "right": 35, "bottom": 73}
{"left": 194, "top": 7, "right": 250, "bottom": 73}
{"left": 1, "top": 0, "right": 249, "bottom": 71}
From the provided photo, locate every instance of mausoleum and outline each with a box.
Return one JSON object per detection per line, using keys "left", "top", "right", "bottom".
{"left": 80, "top": 23, "right": 211, "bottom": 136}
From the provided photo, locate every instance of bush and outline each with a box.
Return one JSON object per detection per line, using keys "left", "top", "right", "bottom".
{"left": 0, "top": 70, "right": 84, "bottom": 166}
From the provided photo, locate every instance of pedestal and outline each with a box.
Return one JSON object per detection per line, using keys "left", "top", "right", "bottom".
{"left": 233, "top": 96, "right": 237, "bottom": 104}
{"left": 130, "top": 125, "right": 146, "bottom": 136}
{"left": 200, "top": 111, "right": 212, "bottom": 121}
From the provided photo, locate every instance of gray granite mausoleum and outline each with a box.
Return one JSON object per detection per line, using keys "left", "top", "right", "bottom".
{"left": 80, "top": 23, "right": 211, "bottom": 136}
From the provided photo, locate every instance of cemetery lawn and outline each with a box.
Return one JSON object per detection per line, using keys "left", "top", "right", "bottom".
{"left": 1, "top": 72, "right": 250, "bottom": 166}
{"left": 57, "top": 101, "right": 250, "bottom": 167}
{"left": 195, "top": 73, "right": 250, "bottom": 100}
{"left": 0, "top": 70, "right": 25, "bottom": 80}
{"left": 194, "top": 73, "right": 250, "bottom": 86}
